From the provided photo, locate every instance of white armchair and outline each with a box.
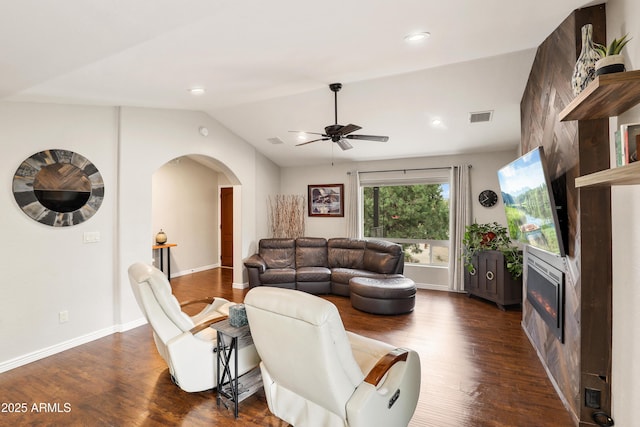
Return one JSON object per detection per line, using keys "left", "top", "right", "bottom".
{"left": 244, "top": 287, "right": 421, "bottom": 427}
{"left": 127, "top": 262, "right": 260, "bottom": 392}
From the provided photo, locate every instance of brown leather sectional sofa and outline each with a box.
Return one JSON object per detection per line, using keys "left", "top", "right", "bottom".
{"left": 243, "top": 237, "right": 405, "bottom": 295}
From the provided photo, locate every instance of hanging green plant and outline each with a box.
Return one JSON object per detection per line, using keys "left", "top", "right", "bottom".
{"left": 461, "top": 222, "right": 523, "bottom": 278}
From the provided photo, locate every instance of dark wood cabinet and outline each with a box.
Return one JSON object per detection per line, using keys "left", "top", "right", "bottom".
{"left": 465, "top": 250, "right": 522, "bottom": 310}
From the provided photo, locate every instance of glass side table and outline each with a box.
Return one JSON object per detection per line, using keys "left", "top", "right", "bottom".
{"left": 211, "top": 318, "right": 261, "bottom": 418}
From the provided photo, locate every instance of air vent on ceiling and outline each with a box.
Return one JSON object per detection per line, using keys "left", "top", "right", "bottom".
{"left": 267, "top": 137, "right": 284, "bottom": 145}
{"left": 469, "top": 110, "right": 493, "bottom": 123}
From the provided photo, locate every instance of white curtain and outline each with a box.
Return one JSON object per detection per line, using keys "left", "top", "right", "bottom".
{"left": 346, "top": 171, "right": 360, "bottom": 238}
{"left": 448, "top": 165, "right": 472, "bottom": 292}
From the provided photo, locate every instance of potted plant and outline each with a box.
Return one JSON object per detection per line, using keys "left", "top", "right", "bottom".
{"left": 594, "top": 34, "right": 631, "bottom": 76}
{"left": 461, "top": 222, "right": 523, "bottom": 279}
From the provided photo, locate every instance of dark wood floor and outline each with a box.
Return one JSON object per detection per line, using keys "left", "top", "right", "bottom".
{"left": 0, "top": 268, "right": 574, "bottom": 426}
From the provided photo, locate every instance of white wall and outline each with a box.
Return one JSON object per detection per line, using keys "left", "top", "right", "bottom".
{"left": 280, "top": 149, "right": 518, "bottom": 287}
{"left": 607, "top": 0, "right": 640, "bottom": 424}
{"left": 152, "top": 156, "right": 220, "bottom": 276}
{"left": 117, "top": 106, "right": 278, "bottom": 323}
{"left": 254, "top": 151, "right": 281, "bottom": 249}
{"left": 0, "top": 103, "right": 118, "bottom": 367}
{"left": 0, "top": 102, "right": 281, "bottom": 372}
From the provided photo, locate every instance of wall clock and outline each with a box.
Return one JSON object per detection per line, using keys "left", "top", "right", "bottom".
{"left": 478, "top": 189, "right": 498, "bottom": 207}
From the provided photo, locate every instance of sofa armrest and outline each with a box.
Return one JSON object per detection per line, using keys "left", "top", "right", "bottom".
{"left": 180, "top": 297, "right": 215, "bottom": 308}
{"left": 189, "top": 315, "right": 229, "bottom": 335}
{"left": 347, "top": 348, "right": 421, "bottom": 427}
{"left": 364, "top": 348, "right": 409, "bottom": 385}
{"left": 244, "top": 254, "right": 267, "bottom": 273}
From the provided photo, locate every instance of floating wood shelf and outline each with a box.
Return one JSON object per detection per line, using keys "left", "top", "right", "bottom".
{"left": 575, "top": 161, "right": 640, "bottom": 187}
{"left": 559, "top": 70, "right": 640, "bottom": 121}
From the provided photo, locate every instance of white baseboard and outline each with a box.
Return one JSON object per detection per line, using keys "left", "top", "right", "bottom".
{"left": 233, "top": 282, "right": 249, "bottom": 289}
{"left": 117, "top": 317, "right": 148, "bottom": 333}
{"left": 171, "top": 263, "right": 219, "bottom": 279}
{"left": 415, "top": 283, "right": 449, "bottom": 292}
{"left": 0, "top": 317, "right": 148, "bottom": 374}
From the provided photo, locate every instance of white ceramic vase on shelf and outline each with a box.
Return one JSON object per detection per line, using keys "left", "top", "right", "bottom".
{"left": 571, "top": 24, "right": 601, "bottom": 96}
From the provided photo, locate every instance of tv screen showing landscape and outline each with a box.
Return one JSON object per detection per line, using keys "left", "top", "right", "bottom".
{"left": 497, "top": 147, "right": 565, "bottom": 256}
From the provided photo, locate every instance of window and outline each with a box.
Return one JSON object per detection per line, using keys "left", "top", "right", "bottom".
{"left": 360, "top": 170, "right": 450, "bottom": 266}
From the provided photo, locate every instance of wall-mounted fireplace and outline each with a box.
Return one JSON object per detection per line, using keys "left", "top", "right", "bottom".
{"left": 526, "top": 251, "right": 565, "bottom": 342}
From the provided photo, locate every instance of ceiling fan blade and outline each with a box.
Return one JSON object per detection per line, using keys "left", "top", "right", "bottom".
{"left": 296, "top": 138, "right": 329, "bottom": 146}
{"left": 338, "top": 124, "right": 362, "bottom": 135}
{"left": 288, "top": 130, "right": 326, "bottom": 136}
{"left": 345, "top": 134, "right": 389, "bottom": 142}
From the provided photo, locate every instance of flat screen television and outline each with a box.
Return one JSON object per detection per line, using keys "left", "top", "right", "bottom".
{"left": 497, "top": 147, "right": 566, "bottom": 257}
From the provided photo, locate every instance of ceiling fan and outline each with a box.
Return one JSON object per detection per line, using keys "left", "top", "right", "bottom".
{"left": 292, "top": 83, "right": 389, "bottom": 151}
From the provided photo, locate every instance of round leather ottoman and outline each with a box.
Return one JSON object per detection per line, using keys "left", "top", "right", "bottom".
{"left": 349, "top": 276, "right": 416, "bottom": 315}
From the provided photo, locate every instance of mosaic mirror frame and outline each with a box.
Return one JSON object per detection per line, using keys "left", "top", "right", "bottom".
{"left": 12, "top": 149, "right": 104, "bottom": 227}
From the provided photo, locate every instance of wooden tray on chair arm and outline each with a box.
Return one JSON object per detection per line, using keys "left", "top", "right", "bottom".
{"left": 364, "top": 348, "right": 409, "bottom": 385}
{"left": 189, "top": 315, "right": 229, "bottom": 335}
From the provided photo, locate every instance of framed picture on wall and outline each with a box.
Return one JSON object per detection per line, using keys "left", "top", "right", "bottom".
{"left": 308, "top": 184, "right": 344, "bottom": 217}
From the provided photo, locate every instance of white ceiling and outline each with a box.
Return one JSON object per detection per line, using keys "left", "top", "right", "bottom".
{"left": 1, "top": 0, "right": 593, "bottom": 167}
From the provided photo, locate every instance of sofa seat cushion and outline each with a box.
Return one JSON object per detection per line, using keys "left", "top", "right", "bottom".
{"left": 296, "top": 266, "right": 331, "bottom": 282}
{"left": 330, "top": 268, "right": 385, "bottom": 285}
{"left": 260, "top": 268, "right": 296, "bottom": 285}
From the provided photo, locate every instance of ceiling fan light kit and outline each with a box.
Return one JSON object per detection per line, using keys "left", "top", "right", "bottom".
{"left": 337, "top": 139, "right": 353, "bottom": 151}
{"left": 291, "top": 83, "right": 389, "bottom": 151}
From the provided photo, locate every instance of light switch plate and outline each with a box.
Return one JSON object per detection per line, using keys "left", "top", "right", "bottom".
{"left": 83, "top": 231, "right": 101, "bottom": 243}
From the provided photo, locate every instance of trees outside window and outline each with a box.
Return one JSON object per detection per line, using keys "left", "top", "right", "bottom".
{"left": 363, "top": 183, "right": 450, "bottom": 265}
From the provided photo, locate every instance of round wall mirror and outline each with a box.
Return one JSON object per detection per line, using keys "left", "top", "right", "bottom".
{"left": 13, "top": 149, "right": 104, "bottom": 227}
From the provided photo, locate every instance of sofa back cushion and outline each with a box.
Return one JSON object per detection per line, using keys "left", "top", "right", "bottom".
{"left": 259, "top": 238, "right": 296, "bottom": 269}
{"left": 363, "top": 240, "right": 403, "bottom": 274}
{"left": 296, "top": 237, "right": 328, "bottom": 268}
{"left": 327, "top": 238, "right": 366, "bottom": 269}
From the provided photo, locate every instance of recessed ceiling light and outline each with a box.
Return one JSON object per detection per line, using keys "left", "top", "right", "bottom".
{"left": 404, "top": 32, "right": 431, "bottom": 43}
{"left": 432, "top": 119, "right": 442, "bottom": 126}
{"left": 188, "top": 87, "right": 206, "bottom": 95}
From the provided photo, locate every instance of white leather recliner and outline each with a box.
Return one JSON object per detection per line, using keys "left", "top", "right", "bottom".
{"left": 244, "top": 287, "right": 421, "bottom": 427}
{"left": 127, "top": 262, "right": 260, "bottom": 392}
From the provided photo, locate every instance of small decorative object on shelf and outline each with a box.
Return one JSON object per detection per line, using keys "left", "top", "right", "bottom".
{"left": 155, "top": 229, "right": 167, "bottom": 244}
{"left": 229, "top": 304, "right": 248, "bottom": 327}
{"left": 616, "top": 123, "right": 640, "bottom": 166}
{"left": 571, "top": 24, "right": 601, "bottom": 96}
{"left": 594, "top": 33, "right": 631, "bottom": 76}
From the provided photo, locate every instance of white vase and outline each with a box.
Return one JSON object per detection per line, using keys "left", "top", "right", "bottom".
{"left": 595, "top": 54, "right": 626, "bottom": 76}
{"left": 571, "top": 24, "right": 600, "bottom": 95}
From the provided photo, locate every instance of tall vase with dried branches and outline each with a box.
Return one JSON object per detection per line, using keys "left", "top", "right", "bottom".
{"left": 268, "top": 194, "right": 305, "bottom": 238}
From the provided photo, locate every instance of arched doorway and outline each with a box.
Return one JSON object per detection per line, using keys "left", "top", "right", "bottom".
{"left": 151, "top": 154, "right": 241, "bottom": 279}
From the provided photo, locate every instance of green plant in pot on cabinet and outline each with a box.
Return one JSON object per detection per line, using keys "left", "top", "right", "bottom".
{"left": 461, "top": 222, "right": 523, "bottom": 309}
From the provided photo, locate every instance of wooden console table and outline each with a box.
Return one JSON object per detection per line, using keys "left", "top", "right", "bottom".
{"left": 152, "top": 243, "right": 176, "bottom": 281}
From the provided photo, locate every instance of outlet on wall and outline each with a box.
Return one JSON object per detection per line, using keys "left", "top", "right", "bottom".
{"left": 59, "top": 310, "right": 69, "bottom": 323}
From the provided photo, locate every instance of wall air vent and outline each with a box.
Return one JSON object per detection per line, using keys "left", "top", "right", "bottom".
{"left": 267, "top": 137, "right": 284, "bottom": 144}
{"left": 469, "top": 110, "right": 493, "bottom": 123}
